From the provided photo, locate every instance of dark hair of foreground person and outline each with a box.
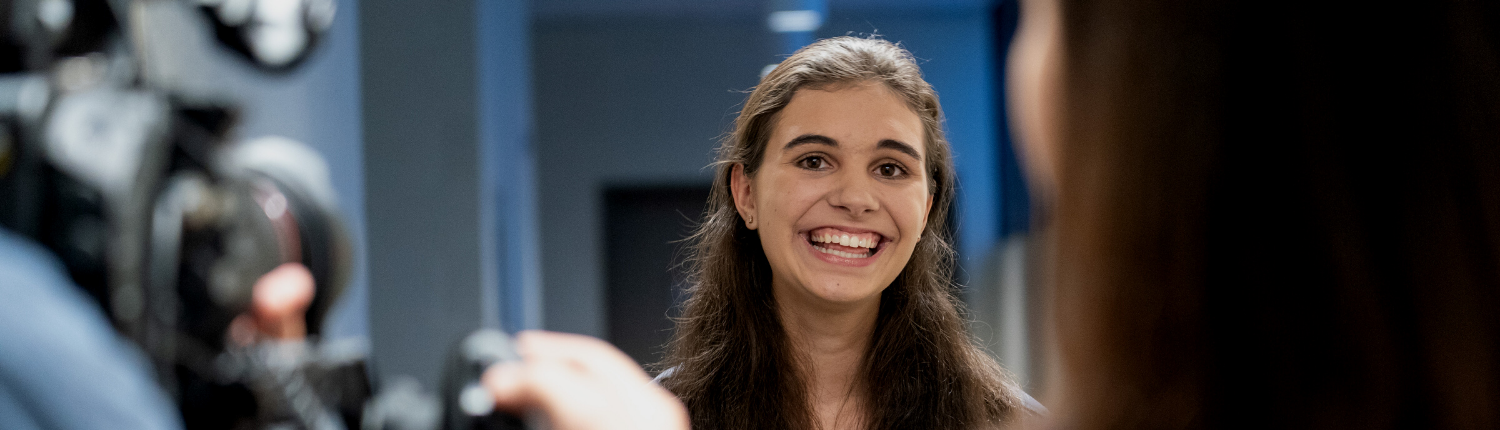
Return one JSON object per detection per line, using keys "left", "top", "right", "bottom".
{"left": 1044, "top": 0, "right": 1500, "bottom": 428}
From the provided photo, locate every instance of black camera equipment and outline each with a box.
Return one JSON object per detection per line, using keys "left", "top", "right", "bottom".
{"left": 0, "top": 1, "right": 523, "bottom": 429}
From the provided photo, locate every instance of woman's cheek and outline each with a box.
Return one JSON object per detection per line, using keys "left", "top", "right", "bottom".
{"left": 896, "top": 188, "right": 930, "bottom": 237}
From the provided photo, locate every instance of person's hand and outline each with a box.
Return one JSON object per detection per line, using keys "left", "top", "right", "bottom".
{"left": 483, "top": 331, "right": 689, "bottom": 430}
{"left": 228, "top": 263, "right": 316, "bottom": 346}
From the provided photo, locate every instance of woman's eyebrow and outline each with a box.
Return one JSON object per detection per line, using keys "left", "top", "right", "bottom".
{"left": 878, "top": 139, "right": 921, "bottom": 161}
{"left": 783, "top": 135, "right": 921, "bottom": 161}
{"left": 783, "top": 134, "right": 838, "bottom": 150}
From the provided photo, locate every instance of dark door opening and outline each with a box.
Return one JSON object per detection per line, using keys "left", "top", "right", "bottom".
{"left": 603, "top": 185, "right": 710, "bottom": 366}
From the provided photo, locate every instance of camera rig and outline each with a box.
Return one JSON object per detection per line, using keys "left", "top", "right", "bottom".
{"left": 0, "top": 1, "right": 523, "bottom": 429}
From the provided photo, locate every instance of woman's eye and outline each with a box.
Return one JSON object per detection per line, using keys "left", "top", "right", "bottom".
{"left": 798, "top": 156, "right": 830, "bottom": 170}
{"left": 875, "top": 163, "right": 908, "bottom": 178}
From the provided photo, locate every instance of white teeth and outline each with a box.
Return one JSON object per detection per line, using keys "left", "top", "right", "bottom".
{"left": 809, "top": 231, "right": 882, "bottom": 249}
{"left": 814, "top": 245, "right": 871, "bottom": 259}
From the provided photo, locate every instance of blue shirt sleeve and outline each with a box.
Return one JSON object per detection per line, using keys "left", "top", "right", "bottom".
{"left": 0, "top": 229, "right": 183, "bottom": 430}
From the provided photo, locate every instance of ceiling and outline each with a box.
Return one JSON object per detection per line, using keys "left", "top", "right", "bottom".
{"left": 533, "top": 0, "right": 1000, "bottom": 20}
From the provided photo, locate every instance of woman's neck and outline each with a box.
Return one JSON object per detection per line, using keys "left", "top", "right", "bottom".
{"left": 776, "top": 290, "right": 881, "bottom": 430}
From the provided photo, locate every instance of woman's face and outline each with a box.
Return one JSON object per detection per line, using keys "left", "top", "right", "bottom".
{"left": 731, "top": 81, "right": 933, "bottom": 309}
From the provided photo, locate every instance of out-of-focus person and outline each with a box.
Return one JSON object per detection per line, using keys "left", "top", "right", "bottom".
{"left": 485, "top": 332, "right": 689, "bottom": 430}
{"left": 1009, "top": 0, "right": 1500, "bottom": 427}
{"left": 0, "top": 228, "right": 182, "bottom": 430}
{"left": 0, "top": 223, "right": 315, "bottom": 430}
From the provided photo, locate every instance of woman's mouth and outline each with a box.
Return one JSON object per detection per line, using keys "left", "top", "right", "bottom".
{"left": 806, "top": 227, "right": 884, "bottom": 259}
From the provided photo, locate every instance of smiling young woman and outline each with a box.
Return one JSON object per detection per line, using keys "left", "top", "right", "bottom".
{"left": 655, "top": 37, "right": 1036, "bottom": 430}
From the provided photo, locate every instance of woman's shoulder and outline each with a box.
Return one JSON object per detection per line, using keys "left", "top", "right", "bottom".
{"left": 651, "top": 366, "right": 677, "bottom": 386}
{"left": 1017, "top": 389, "right": 1048, "bottom": 416}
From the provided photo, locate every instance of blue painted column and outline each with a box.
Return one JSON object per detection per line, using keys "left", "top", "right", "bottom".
{"left": 478, "top": 0, "right": 541, "bottom": 332}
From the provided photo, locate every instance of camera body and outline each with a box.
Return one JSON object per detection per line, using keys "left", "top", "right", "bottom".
{"left": 0, "top": 1, "right": 521, "bottom": 429}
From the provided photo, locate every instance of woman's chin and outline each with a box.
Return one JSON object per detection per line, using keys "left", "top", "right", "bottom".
{"left": 796, "top": 278, "right": 888, "bottom": 307}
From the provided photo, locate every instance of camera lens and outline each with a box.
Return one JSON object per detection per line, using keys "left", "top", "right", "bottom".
{"left": 221, "top": 136, "right": 351, "bottom": 336}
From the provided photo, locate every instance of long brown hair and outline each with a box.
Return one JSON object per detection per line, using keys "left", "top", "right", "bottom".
{"left": 1048, "top": 0, "right": 1500, "bottom": 428}
{"left": 658, "top": 36, "right": 1027, "bottom": 429}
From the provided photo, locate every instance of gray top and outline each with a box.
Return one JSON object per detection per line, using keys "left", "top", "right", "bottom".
{"left": 0, "top": 229, "right": 183, "bottom": 430}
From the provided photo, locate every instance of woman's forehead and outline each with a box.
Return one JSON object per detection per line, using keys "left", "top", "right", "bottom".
{"left": 770, "top": 83, "right": 925, "bottom": 156}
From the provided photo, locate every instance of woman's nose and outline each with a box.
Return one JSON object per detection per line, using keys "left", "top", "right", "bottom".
{"left": 827, "top": 172, "right": 879, "bottom": 216}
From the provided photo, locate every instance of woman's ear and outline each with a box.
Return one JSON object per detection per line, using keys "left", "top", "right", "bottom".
{"left": 730, "top": 163, "right": 758, "bottom": 230}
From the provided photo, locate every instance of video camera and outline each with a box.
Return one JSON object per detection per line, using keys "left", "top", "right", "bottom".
{"left": 0, "top": 0, "right": 522, "bottom": 428}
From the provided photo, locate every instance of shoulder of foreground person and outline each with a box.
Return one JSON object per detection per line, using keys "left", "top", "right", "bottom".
{"left": 0, "top": 228, "right": 184, "bottom": 430}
